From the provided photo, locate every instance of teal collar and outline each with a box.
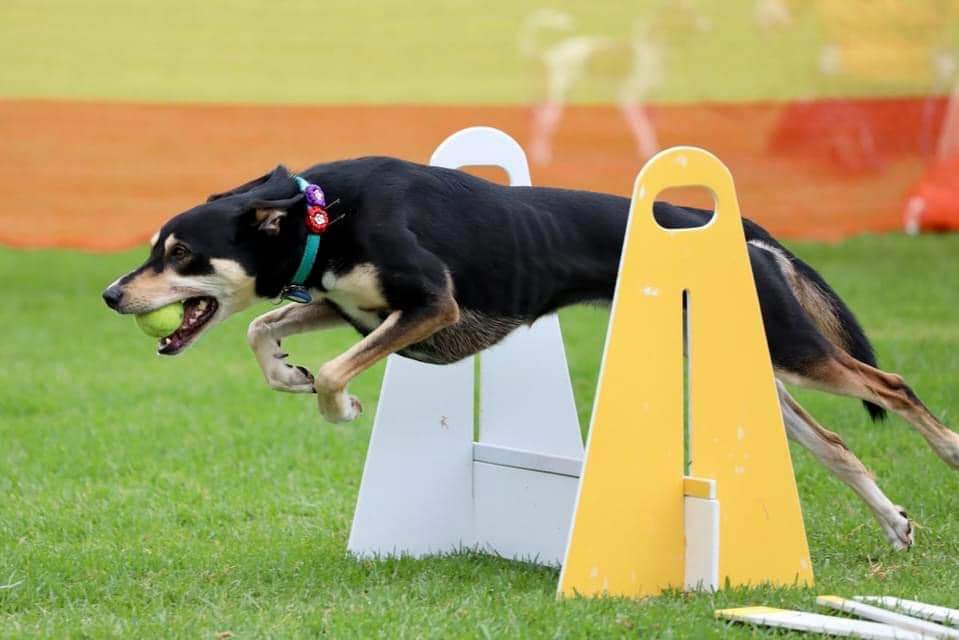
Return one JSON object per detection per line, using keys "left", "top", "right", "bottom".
{"left": 291, "top": 234, "right": 320, "bottom": 285}
{"left": 282, "top": 234, "right": 320, "bottom": 303}
{"left": 279, "top": 175, "right": 328, "bottom": 304}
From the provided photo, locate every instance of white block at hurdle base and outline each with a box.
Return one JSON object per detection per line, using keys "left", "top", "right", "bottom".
{"left": 348, "top": 130, "right": 806, "bottom": 597}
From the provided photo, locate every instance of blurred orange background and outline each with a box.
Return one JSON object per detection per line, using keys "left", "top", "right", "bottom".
{"left": 3, "top": 0, "right": 959, "bottom": 249}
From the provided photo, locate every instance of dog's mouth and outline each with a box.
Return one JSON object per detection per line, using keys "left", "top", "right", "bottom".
{"left": 157, "top": 296, "right": 219, "bottom": 356}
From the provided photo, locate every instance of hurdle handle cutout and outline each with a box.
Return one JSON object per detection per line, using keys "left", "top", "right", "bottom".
{"left": 630, "top": 148, "right": 739, "bottom": 240}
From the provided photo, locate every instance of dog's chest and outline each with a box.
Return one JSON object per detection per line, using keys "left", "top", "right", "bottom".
{"left": 315, "top": 264, "right": 526, "bottom": 365}
{"left": 319, "top": 265, "right": 389, "bottom": 332}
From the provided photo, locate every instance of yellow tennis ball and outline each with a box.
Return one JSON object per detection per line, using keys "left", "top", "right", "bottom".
{"left": 135, "top": 303, "right": 184, "bottom": 338}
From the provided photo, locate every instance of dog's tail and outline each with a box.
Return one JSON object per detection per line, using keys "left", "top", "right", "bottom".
{"left": 743, "top": 219, "right": 886, "bottom": 422}
{"left": 788, "top": 256, "right": 887, "bottom": 422}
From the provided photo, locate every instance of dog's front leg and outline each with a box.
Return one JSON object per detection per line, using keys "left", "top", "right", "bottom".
{"left": 314, "top": 299, "right": 459, "bottom": 423}
{"left": 247, "top": 302, "right": 345, "bottom": 393}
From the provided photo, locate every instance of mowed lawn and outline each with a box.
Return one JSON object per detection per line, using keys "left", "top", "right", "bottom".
{"left": 1, "top": 234, "right": 958, "bottom": 638}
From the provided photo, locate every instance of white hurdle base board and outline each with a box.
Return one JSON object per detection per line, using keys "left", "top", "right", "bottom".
{"left": 473, "top": 442, "right": 581, "bottom": 477}
{"left": 473, "top": 445, "right": 581, "bottom": 564}
{"left": 350, "top": 442, "right": 580, "bottom": 565}
{"left": 352, "top": 441, "right": 722, "bottom": 581}
{"left": 474, "top": 460, "right": 580, "bottom": 565}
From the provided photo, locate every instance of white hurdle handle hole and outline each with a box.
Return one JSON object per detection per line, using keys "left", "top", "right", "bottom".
{"left": 650, "top": 186, "right": 718, "bottom": 232}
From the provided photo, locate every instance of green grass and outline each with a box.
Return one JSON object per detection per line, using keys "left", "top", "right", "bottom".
{"left": 1, "top": 235, "right": 958, "bottom": 638}
{"left": 2, "top": 0, "right": 951, "bottom": 105}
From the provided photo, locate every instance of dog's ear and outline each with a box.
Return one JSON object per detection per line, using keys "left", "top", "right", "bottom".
{"left": 248, "top": 193, "right": 304, "bottom": 236}
{"left": 252, "top": 208, "right": 287, "bottom": 235}
{"left": 207, "top": 164, "right": 292, "bottom": 202}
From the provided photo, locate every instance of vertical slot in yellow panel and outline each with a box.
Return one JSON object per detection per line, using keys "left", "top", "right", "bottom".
{"left": 559, "top": 146, "right": 812, "bottom": 598}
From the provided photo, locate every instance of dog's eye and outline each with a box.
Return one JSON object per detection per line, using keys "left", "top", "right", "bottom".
{"left": 170, "top": 245, "right": 191, "bottom": 260}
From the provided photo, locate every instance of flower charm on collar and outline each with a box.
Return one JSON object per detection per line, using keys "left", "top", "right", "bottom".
{"left": 306, "top": 205, "right": 329, "bottom": 234}
{"left": 292, "top": 176, "right": 331, "bottom": 235}
{"left": 304, "top": 183, "right": 326, "bottom": 208}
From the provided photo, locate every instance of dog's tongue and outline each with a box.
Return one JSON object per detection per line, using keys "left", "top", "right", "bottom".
{"left": 157, "top": 297, "right": 218, "bottom": 355}
{"left": 158, "top": 333, "right": 187, "bottom": 355}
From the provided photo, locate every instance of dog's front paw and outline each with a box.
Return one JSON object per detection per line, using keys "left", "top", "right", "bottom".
{"left": 267, "top": 360, "right": 316, "bottom": 393}
{"left": 317, "top": 390, "right": 363, "bottom": 423}
{"left": 249, "top": 324, "right": 315, "bottom": 393}
{"left": 880, "top": 506, "right": 914, "bottom": 551}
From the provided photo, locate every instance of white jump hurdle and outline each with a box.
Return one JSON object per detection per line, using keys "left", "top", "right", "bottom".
{"left": 348, "top": 126, "right": 585, "bottom": 565}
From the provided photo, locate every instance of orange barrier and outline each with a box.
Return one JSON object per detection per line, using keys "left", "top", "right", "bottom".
{"left": 0, "top": 96, "right": 949, "bottom": 251}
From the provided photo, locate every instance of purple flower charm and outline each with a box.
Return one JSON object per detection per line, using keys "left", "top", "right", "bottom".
{"left": 304, "top": 184, "right": 326, "bottom": 207}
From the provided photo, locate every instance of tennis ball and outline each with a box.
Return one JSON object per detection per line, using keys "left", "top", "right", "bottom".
{"left": 135, "top": 302, "right": 184, "bottom": 338}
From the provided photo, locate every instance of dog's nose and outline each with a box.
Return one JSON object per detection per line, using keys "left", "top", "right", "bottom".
{"left": 102, "top": 285, "right": 124, "bottom": 310}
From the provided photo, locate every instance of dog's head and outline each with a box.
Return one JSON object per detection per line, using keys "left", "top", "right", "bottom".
{"left": 103, "top": 165, "right": 307, "bottom": 355}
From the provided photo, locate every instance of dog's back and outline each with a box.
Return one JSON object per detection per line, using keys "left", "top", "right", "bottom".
{"left": 315, "top": 158, "right": 881, "bottom": 414}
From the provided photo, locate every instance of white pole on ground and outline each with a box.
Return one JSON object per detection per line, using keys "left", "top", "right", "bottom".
{"left": 855, "top": 598, "right": 959, "bottom": 628}
{"left": 818, "top": 596, "right": 959, "bottom": 639}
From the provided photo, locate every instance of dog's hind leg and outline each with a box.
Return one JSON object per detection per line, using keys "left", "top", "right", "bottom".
{"left": 777, "top": 381, "right": 914, "bottom": 550}
{"left": 789, "top": 352, "right": 959, "bottom": 470}
{"left": 313, "top": 299, "right": 460, "bottom": 423}
{"left": 247, "top": 301, "right": 346, "bottom": 393}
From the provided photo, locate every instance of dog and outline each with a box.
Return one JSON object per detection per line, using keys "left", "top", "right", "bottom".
{"left": 104, "top": 158, "right": 959, "bottom": 550}
{"left": 519, "top": 4, "right": 709, "bottom": 165}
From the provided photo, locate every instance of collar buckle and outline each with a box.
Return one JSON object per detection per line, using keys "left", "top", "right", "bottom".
{"left": 278, "top": 284, "right": 313, "bottom": 304}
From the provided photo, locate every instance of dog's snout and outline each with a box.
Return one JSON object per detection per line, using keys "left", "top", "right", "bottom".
{"left": 102, "top": 285, "right": 124, "bottom": 310}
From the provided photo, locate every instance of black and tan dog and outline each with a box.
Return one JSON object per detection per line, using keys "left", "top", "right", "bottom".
{"left": 104, "top": 158, "right": 959, "bottom": 550}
